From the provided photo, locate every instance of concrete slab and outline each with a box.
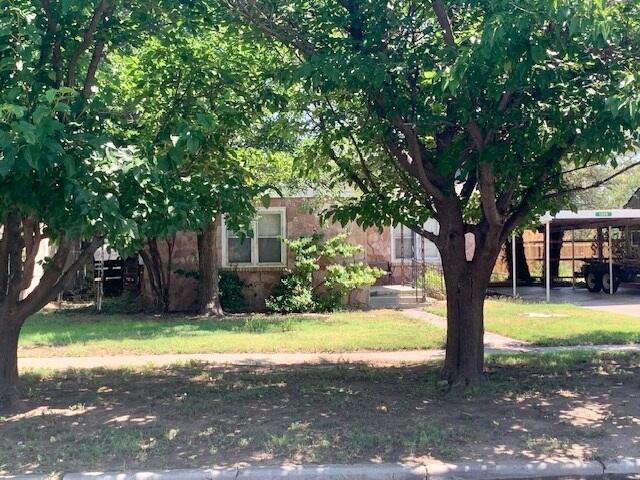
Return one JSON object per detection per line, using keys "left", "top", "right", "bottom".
{"left": 63, "top": 468, "right": 232, "bottom": 480}
{"left": 492, "top": 286, "right": 640, "bottom": 318}
{"left": 0, "top": 476, "right": 50, "bottom": 480}
{"left": 236, "top": 464, "right": 426, "bottom": 480}
{"left": 426, "top": 459, "right": 604, "bottom": 479}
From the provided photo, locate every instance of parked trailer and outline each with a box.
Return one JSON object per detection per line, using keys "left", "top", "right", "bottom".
{"left": 583, "top": 261, "right": 640, "bottom": 294}
{"left": 515, "top": 209, "right": 640, "bottom": 301}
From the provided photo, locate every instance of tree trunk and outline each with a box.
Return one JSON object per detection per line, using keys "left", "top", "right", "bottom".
{"left": 0, "top": 312, "right": 22, "bottom": 410}
{"left": 139, "top": 237, "right": 174, "bottom": 313}
{"left": 435, "top": 220, "right": 501, "bottom": 388}
{"left": 505, "top": 234, "right": 532, "bottom": 282}
{"left": 550, "top": 230, "right": 564, "bottom": 280}
{"left": 198, "top": 217, "right": 223, "bottom": 316}
{"left": 441, "top": 261, "right": 489, "bottom": 387}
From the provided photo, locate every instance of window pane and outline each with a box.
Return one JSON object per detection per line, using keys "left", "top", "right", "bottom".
{"left": 258, "top": 213, "right": 281, "bottom": 237}
{"left": 259, "top": 238, "right": 282, "bottom": 263}
{"left": 228, "top": 238, "right": 251, "bottom": 263}
{"left": 395, "top": 238, "right": 414, "bottom": 259}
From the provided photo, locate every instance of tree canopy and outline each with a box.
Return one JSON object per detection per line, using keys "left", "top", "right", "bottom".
{"left": 221, "top": 0, "right": 640, "bottom": 385}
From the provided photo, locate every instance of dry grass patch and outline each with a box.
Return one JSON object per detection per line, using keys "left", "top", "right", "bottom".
{"left": 2, "top": 352, "right": 640, "bottom": 475}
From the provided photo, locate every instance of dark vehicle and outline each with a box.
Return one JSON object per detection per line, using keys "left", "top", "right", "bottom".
{"left": 583, "top": 226, "right": 640, "bottom": 294}
{"left": 583, "top": 261, "right": 640, "bottom": 294}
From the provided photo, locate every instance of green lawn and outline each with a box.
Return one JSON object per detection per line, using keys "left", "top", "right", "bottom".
{"left": 427, "top": 299, "right": 640, "bottom": 346}
{"left": 19, "top": 310, "right": 446, "bottom": 357}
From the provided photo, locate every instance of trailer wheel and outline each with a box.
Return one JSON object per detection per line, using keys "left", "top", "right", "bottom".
{"left": 585, "top": 270, "right": 602, "bottom": 293}
{"left": 602, "top": 272, "right": 620, "bottom": 294}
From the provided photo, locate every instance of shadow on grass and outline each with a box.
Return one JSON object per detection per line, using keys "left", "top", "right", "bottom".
{"left": 2, "top": 352, "right": 640, "bottom": 474}
{"left": 529, "top": 330, "right": 640, "bottom": 347}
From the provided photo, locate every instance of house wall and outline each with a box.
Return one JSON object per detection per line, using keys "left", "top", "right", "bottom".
{"left": 141, "top": 197, "right": 397, "bottom": 312}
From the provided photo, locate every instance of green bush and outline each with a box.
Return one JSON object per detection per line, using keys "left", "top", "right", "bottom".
{"left": 95, "top": 291, "right": 143, "bottom": 314}
{"left": 219, "top": 271, "right": 247, "bottom": 313}
{"left": 266, "top": 233, "right": 384, "bottom": 313}
{"left": 266, "top": 273, "right": 316, "bottom": 313}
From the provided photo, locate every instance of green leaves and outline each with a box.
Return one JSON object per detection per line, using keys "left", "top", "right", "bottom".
{"left": 222, "top": 0, "right": 640, "bottom": 237}
{"left": 266, "top": 233, "right": 384, "bottom": 313}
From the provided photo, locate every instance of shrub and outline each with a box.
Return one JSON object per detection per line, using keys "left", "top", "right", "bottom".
{"left": 266, "top": 233, "right": 384, "bottom": 313}
{"left": 266, "top": 273, "right": 316, "bottom": 313}
{"left": 219, "top": 271, "right": 247, "bottom": 312}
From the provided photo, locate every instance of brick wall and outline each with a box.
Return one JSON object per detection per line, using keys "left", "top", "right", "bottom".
{"left": 141, "top": 197, "right": 394, "bottom": 312}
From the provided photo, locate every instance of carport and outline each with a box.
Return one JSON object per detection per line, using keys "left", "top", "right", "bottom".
{"left": 510, "top": 209, "right": 640, "bottom": 301}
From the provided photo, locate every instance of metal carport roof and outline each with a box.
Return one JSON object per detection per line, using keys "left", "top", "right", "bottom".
{"left": 540, "top": 209, "right": 640, "bottom": 230}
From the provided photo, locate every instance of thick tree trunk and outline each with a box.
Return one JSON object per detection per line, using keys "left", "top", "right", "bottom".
{"left": 441, "top": 261, "right": 490, "bottom": 387}
{"left": 0, "top": 312, "right": 22, "bottom": 410}
{"left": 197, "top": 217, "right": 223, "bottom": 317}
{"left": 0, "top": 228, "right": 100, "bottom": 410}
{"left": 435, "top": 216, "right": 502, "bottom": 388}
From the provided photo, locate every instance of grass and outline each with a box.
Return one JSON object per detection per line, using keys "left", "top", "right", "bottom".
{"left": 2, "top": 351, "right": 639, "bottom": 474}
{"left": 18, "top": 309, "right": 446, "bottom": 357}
{"left": 426, "top": 299, "right": 640, "bottom": 346}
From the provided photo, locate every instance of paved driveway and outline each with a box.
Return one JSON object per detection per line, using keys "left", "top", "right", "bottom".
{"left": 492, "top": 285, "right": 640, "bottom": 318}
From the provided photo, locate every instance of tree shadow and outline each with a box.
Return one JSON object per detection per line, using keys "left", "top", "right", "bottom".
{"left": 20, "top": 312, "right": 347, "bottom": 348}
{"left": 2, "top": 353, "right": 640, "bottom": 474}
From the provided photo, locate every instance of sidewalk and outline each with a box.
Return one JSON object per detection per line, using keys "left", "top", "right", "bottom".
{"left": 18, "top": 342, "right": 640, "bottom": 371}
{"left": 5, "top": 458, "right": 640, "bottom": 480}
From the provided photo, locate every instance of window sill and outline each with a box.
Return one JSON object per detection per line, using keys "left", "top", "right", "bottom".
{"left": 222, "top": 264, "right": 286, "bottom": 272}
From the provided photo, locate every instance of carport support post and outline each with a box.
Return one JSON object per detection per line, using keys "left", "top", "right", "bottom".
{"left": 545, "top": 220, "right": 551, "bottom": 302}
{"left": 512, "top": 232, "right": 517, "bottom": 297}
{"left": 609, "top": 225, "right": 614, "bottom": 295}
{"left": 571, "top": 230, "right": 576, "bottom": 290}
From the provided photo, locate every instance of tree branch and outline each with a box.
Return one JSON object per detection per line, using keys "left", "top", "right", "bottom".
{"left": 221, "top": 1, "right": 315, "bottom": 56}
{"left": 477, "top": 162, "right": 503, "bottom": 226}
{"left": 544, "top": 160, "right": 640, "bottom": 199}
{"left": 82, "top": 39, "right": 106, "bottom": 99}
{"left": 4, "top": 211, "right": 25, "bottom": 306}
{"left": 65, "top": 0, "right": 110, "bottom": 88}
{"left": 17, "top": 237, "right": 102, "bottom": 320}
{"left": 431, "top": 0, "right": 456, "bottom": 47}
{"left": 19, "top": 218, "right": 42, "bottom": 293}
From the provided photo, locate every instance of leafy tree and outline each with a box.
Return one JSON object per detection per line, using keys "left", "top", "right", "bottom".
{"left": 103, "top": 27, "right": 282, "bottom": 314}
{"left": 222, "top": 0, "right": 640, "bottom": 386}
{"left": 0, "top": 0, "right": 190, "bottom": 408}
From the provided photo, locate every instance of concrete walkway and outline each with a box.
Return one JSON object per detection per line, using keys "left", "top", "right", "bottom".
{"left": 492, "top": 285, "right": 640, "bottom": 318}
{"left": 18, "top": 343, "right": 640, "bottom": 371}
{"left": 401, "top": 308, "right": 528, "bottom": 349}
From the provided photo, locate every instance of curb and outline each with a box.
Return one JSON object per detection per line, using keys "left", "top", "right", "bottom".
{"left": 3, "top": 459, "right": 640, "bottom": 480}
{"left": 605, "top": 457, "right": 640, "bottom": 475}
{"left": 0, "top": 476, "right": 51, "bottom": 480}
{"left": 426, "top": 460, "right": 604, "bottom": 479}
{"left": 62, "top": 469, "right": 235, "bottom": 480}
{"left": 236, "top": 465, "right": 426, "bottom": 480}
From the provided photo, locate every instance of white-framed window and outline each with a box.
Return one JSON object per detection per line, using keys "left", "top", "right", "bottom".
{"left": 391, "top": 219, "right": 440, "bottom": 263}
{"left": 222, "top": 207, "right": 287, "bottom": 267}
{"left": 392, "top": 225, "right": 415, "bottom": 261}
{"left": 631, "top": 230, "right": 640, "bottom": 247}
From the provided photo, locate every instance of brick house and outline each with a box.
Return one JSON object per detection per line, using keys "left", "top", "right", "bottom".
{"left": 143, "top": 196, "right": 441, "bottom": 311}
